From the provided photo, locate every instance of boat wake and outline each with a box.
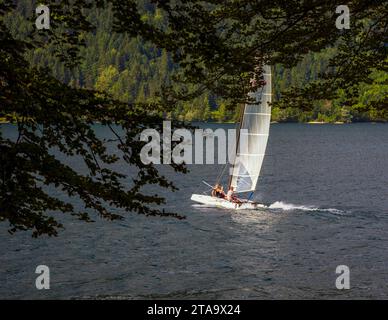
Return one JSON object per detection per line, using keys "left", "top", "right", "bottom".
{"left": 268, "top": 201, "right": 345, "bottom": 215}
{"left": 192, "top": 204, "right": 214, "bottom": 209}
{"left": 191, "top": 198, "right": 345, "bottom": 215}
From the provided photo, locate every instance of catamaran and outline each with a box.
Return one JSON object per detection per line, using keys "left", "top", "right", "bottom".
{"left": 191, "top": 65, "right": 272, "bottom": 210}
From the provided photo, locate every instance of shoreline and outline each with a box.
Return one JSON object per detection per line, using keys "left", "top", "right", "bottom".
{"left": 1, "top": 120, "right": 386, "bottom": 125}
{"left": 199, "top": 120, "right": 387, "bottom": 125}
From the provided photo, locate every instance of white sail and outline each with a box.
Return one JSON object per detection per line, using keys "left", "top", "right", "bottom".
{"left": 230, "top": 65, "right": 272, "bottom": 193}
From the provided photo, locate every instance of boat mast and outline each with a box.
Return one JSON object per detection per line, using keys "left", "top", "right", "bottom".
{"left": 227, "top": 102, "right": 245, "bottom": 190}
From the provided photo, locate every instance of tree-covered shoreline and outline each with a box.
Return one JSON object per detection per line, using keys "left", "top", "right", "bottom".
{"left": 6, "top": 1, "right": 387, "bottom": 124}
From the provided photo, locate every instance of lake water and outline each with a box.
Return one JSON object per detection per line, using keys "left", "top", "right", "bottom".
{"left": 1, "top": 123, "right": 388, "bottom": 299}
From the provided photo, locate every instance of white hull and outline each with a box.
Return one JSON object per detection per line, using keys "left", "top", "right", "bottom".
{"left": 191, "top": 194, "right": 265, "bottom": 210}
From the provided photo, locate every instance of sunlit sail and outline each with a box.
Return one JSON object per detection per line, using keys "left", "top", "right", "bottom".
{"left": 229, "top": 65, "right": 272, "bottom": 193}
{"left": 191, "top": 64, "right": 272, "bottom": 209}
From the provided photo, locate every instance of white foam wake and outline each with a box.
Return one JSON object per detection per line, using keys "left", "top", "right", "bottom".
{"left": 268, "top": 201, "right": 344, "bottom": 214}
{"left": 191, "top": 204, "right": 216, "bottom": 209}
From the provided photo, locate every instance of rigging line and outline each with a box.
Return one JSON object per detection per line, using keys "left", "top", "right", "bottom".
{"left": 225, "top": 73, "right": 252, "bottom": 188}
{"left": 215, "top": 101, "right": 243, "bottom": 187}
{"left": 201, "top": 180, "right": 215, "bottom": 195}
{"left": 202, "top": 187, "right": 213, "bottom": 195}
{"left": 229, "top": 77, "right": 266, "bottom": 190}
{"left": 227, "top": 102, "right": 245, "bottom": 189}
{"left": 215, "top": 161, "right": 229, "bottom": 185}
{"left": 194, "top": 183, "right": 210, "bottom": 196}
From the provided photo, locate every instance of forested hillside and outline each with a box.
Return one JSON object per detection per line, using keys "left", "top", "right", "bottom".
{"left": 6, "top": 0, "right": 387, "bottom": 123}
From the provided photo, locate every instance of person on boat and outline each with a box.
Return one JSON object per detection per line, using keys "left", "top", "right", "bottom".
{"left": 211, "top": 184, "right": 218, "bottom": 197}
{"left": 212, "top": 184, "right": 225, "bottom": 199}
{"left": 226, "top": 186, "right": 233, "bottom": 201}
{"left": 218, "top": 185, "right": 226, "bottom": 198}
{"left": 226, "top": 186, "right": 242, "bottom": 204}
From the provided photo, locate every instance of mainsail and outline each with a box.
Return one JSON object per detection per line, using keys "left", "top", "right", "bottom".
{"left": 229, "top": 65, "right": 272, "bottom": 193}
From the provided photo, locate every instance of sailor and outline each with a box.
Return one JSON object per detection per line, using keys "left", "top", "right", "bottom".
{"left": 217, "top": 185, "right": 226, "bottom": 199}
{"left": 211, "top": 184, "right": 219, "bottom": 197}
{"left": 227, "top": 186, "right": 242, "bottom": 204}
{"left": 226, "top": 186, "right": 234, "bottom": 201}
{"left": 211, "top": 184, "right": 225, "bottom": 198}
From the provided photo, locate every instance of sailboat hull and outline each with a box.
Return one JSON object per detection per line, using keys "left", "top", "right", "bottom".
{"left": 191, "top": 194, "right": 265, "bottom": 210}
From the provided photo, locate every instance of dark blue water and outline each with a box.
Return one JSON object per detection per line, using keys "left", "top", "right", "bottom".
{"left": 1, "top": 123, "right": 387, "bottom": 299}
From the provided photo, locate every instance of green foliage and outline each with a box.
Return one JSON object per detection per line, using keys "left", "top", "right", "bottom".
{"left": 9, "top": 1, "right": 386, "bottom": 123}
{"left": 0, "top": 0, "right": 187, "bottom": 237}
{"left": 1, "top": 0, "right": 387, "bottom": 237}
